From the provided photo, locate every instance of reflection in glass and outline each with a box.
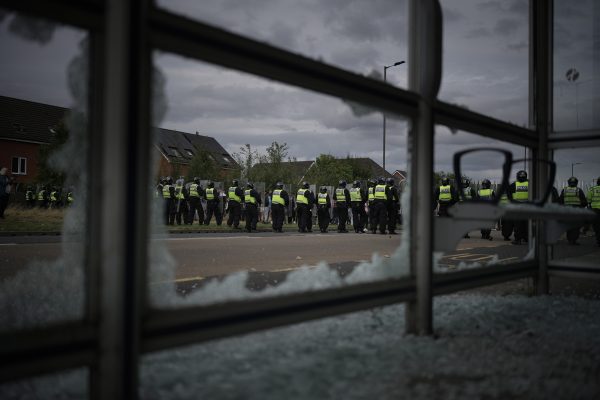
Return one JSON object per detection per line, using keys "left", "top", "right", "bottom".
{"left": 0, "top": 11, "right": 89, "bottom": 330}
{"left": 553, "top": 0, "right": 600, "bottom": 131}
{"left": 149, "top": 52, "right": 411, "bottom": 308}
{"left": 439, "top": 0, "right": 529, "bottom": 126}
{"left": 0, "top": 368, "right": 87, "bottom": 399}
{"left": 155, "top": 0, "right": 408, "bottom": 86}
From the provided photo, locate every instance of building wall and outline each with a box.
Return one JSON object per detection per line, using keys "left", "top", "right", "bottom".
{"left": 0, "top": 139, "right": 41, "bottom": 185}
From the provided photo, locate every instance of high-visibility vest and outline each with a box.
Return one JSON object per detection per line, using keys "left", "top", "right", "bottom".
{"left": 162, "top": 185, "right": 172, "bottom": 199}
{"left": 499, "top": 193, "right": 509, "bottom": 204}
{"left": 350, "top": 188, "right": 362, "bottom": 202}
{"left": 374, "top": 184, "right": 387, "bottom": 200}
{"left": 50, "top": 191, "right": 58, "bottom": 201}
{"left": 587, "top": 186, "right": 600, "bottom": 209}
{"left": 244, "top": 189, "right": 256, "bottom": 204}
{"left": 296, "top": 189, "right": 308, "bottom": 205}
{"left": 439, "top": 185, "right": 452, "bottom": 202}
{"left": 205, "top": 187, "right": 215, "bottom": 200}
{"left": 478, "top": 188, "right": 492, "bottom": 200}
{"left": 26, "top": 191, "right": 33, "bottom": 201}
{"left": 67, "top": 193, "right": 74, "bottom": 203}
{"left": 563, "top": 187, "right": 580, "bottom": 206}
{"left": 228, "top": 186, "right": 241, "bottom": 202}
{"left": 368, "top": 187, "right": 375, "bottom": 202}
{"left": 37, "top": 190, "right": 45, "bottom": 201}
{"left": 272, "top": 189, "right": 284, "bottom": 205}
{"left": 189, "top": 183, "right": 200, "bottom": 198}
{"left": 461, "top": 187, "right": 472, "bottom": 201}
{"left": 175, "top": 184, "right": 185, "bottom": 200}
{"left": 513, "top": 181, "right": 529, "bottom": 202}
{"left": 318, "top": 192, "right": 328, "bottom": 205}
{"left": 335, "top": 188, "right": 346, "bottom": 203}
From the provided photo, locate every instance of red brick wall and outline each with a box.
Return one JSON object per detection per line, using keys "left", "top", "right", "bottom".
{"left": 0, "top": 139, "right": 41, "bottom": 185}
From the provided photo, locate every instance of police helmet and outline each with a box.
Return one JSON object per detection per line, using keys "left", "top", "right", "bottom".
{"left": 463, "top": 178, "right": 470, "bottom": 186}
{"left": 386, "top": 178, "right": 395, "bottom": 186}
{"left": 160, "top": 176, "right": 166, "bottom": 184}
{"left": 320, "top": 186, "right": 327, "bottom": 193}
{"left": 276, "top": 181, "right": 284, "bottom": 189}
{"left": 441, "top": 177, "right": 449, "bottom": 186}
{"left": 232, "top": 179, "right": 239, "bottom": 186}
{"left": 368, "top": 179, "right": 376, "bottom": 187}
{"left": 339, "top": 180, "right": 346, "bottom": 187}
{"left": 377, "top": 177, "right": 385, "bottom": 184}
{"left": 247, "top": 182, "right": 254, "bottom": 189}
{"left": 166, "top": 176, "right": 173, "bottom": 185}
{"left": 482, "top": 179, "right": 491, "bottom": 189}
{"left": 207, "top": 180, "right": 214, "bottom": 188}
{"left": 568, "top": 176, "right": 578, "bottom": 187}
{"left": 353, "top": 180, "right": 360, "bottom": 188}
{"left": 193, "top": 177, "right": 200, "bottom": 185}
{"left": 516, "top": 170, "right": 527, "bottom": 182}
{"left": 302, "top": 181, "right": 310, "bottom": 189}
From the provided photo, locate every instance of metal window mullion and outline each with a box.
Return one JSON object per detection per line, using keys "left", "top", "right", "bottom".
{"left": 148, "top": 8, "right": 419, "bottom": 119}
{"left": 94, "top": 0, "right": 151, "bottom": 399}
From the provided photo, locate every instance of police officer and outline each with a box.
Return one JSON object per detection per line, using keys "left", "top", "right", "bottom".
{"left": 433, "top": 176, "right": 458, "bottom": 217}
{"left": 333, "top": 180, "right": 351, "bottom": 233}
{"left": 478, "top": 179, "right": 496, "bottom": 240}
{"left": 187, "top": 177, "right": 204, "bottom": 225}
{"left": 25, "top": 186, "right": 35, "bottom": 208}
{"left": 373, "top": 177, "right": 390, "bottom": 234}
{"left": 37, "top": 185, "right": 48, "bottom": 209}
{"left": 49, "top": 187, "right": 59, "bottom": 209}
{"left": 367, "top": 179, "right": 376, "bottom": 233}
{"left": 66, "top": 189, "right": 74, "bottom": 207}
{"left": 349, "top": 181, "right": 366, "bottom": 233}
{"left": 497, "top": 185, "right": 512, "bottom": 240}
{"left": 317, "top": 186, "right": 331, "bottom": 233}
{"left": 509, "top": 170, "right": 529, "bottom": 245}
{"left": 460, "top": 179, "right": 477, "bottom": 202}
{"left": 296, "top": 181, "right": 313, "bottom": 233}
{"left": 174, "top": 177, "right": 188, "bottom": 225}
{"left": 162, "top": 176, "right": 176, "bottom": 225}
{"left": 204, "top": 180, "right": 222, "bottom": 226}
{"left": 271, "top": 182, "right": 289, "bottom": 233}
{"left": 559, "top": 176, "right": 587, "bottom": 245}
{"left": 227, "top": 179, "right": 244, "bottom": 229}
{"left": 155, "top": 177, "right": 164, "bottom": 199}
{"left": 587, "top": 177, "right": 600, "bottom": 247}
{"left": 386, "top": 178, "right": 400, "bottom": 235}
{"left": 244, "top": 182, "right": 261, "bottom": 232}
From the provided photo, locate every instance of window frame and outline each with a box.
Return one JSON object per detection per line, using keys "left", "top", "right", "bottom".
{"left": 11, "top": 156, "right": 27, "bottom": 175}
{"left": 3, "top": 1, "right": 591, "bottom": 399}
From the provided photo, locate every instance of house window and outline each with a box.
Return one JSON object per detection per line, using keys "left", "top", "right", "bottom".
{"left": 168, "top": 147, "right": 182, "bottom": 157}
{"left": 11, "top": 157, "right": 27, "bottom": 175}
{"left": 222, "top": 154, "right": 230, "bottom": 164}
{"left": 185, "top": 149, "right": 194, "bottom": 157}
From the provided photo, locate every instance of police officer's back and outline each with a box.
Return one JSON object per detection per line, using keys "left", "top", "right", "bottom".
{"left": 271, "top": 182, "right": 289, "bottom": 233}
{"left": 559, "top": 176, "right": 587, "bottom": 245}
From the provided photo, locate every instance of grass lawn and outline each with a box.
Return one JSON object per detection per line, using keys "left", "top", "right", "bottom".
{"left": 0, "top": 206, "right": 294, "bottom": 233}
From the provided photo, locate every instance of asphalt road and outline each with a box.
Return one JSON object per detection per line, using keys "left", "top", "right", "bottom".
{"left": 1, "top": 229, "right": 598, "bottom": 294}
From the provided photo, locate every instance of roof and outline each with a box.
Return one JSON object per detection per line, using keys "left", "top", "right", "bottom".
{"left": 250, "top": 160, "right": 314, "bottom": 182}
{"left": 155, "top": 128, "right": 238, "bottom": 168}
{"left": 0, "top": 95, "right": 67, "bottom": 144}
{"left": 342, "top": 157, "right": 394, "bottom": 179}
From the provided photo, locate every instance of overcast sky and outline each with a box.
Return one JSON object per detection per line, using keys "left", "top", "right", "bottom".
{"left": 1, "top": 0, "right": 598, "bottom": 184}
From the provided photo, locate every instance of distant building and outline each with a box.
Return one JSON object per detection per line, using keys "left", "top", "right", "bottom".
{"left": 393, "top": 169, "right": 407, "bottom": 185}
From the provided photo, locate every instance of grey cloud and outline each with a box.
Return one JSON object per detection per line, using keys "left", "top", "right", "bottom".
{"left": 507, "top": 41, "right": 527, "bottom": 51}
{"left": 464, "top": 27, "right": 491, "bottom": 39}
{"left": 493, "top": 19, "right": 521, "bottom": 36}
{"left": 268, "top": 20, "right": 298, "bottom": 50}
{"left": 442, "top": 8, "right": 464, "bottom": 24}
{"left": 8, "top": 14, "right": 58, "bottom": 44}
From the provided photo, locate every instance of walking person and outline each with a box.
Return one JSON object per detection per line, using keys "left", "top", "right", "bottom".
{"left": 244, "top": 182, "right": 261, "bottom": 232}
{"left": 367, "top": 179, "right": 376, "bottom": 233}
{"left": 174, "top": 177, "right": 188, "bottom": 225}
{"left": 478, "top": 179, "right": 495, "bottom": 240}
{"left": 433, "top": 176, "right": 458, "bottom": 217}
{"left": 509, "top": 170, "right": 529, "bottom": 245}
{"left": 386, "top": 178, "right": 400, "bottom": 235}
{"left": 459, "top": 178, "right": 477, "bottom": 238}
{"left": 317, "top": 186, "right": 331, "bottom": 233}
{"left": 162, "top": 176, "right": 176, "bottom": 225}
{"left": 333, "top": 180, "right": 351, "bottom": 233}
{"left": 373, "top": 177, "right": 390, "bottom": 234}
{"left": 271, "top": 182, "right": 289, "bottom": 233}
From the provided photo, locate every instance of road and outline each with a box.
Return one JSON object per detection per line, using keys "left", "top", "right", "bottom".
{"left": 1, "top": 229, "right": 598, "bottom": 293}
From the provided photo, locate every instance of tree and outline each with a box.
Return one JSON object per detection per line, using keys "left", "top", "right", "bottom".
{"left": 305, "top": 154, "right": 353, "bottom": 186}
{"left": 232, "top": 144, "right": 258, "bottom": 181}
{"left": 254, "top": 141, "right": 294, "bottom": 188}
{"left": 187, "top": 147, "right": 218, "bottom": 180}
{"left": 37, "top": 120, "right": 68, "bottom": 186}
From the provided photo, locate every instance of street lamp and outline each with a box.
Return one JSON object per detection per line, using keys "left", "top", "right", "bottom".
{"left": 571, "top": 162, "right": 582, "bottom": 177}
{"left": 382, "top": 61, "right": 405, "bottom": 172}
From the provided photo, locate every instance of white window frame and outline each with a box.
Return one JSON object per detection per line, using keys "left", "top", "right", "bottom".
{"left": 11, "top": 156, "right": 27, "bottom": 175}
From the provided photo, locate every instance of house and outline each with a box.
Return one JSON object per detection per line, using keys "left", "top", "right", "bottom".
{"left": 154, "top": 128, "right": 238, "bottom": 179}
{"left": 0, "top": 96, "right": 238, "bottom": 187}
{"left": 393, "top": 169, "right": 407, "bottom": 185}
{"left": 0, "top": 95, "right": 67, "bottom": 185}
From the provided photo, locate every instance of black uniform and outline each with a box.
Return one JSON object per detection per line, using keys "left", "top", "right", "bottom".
{"left": 204, "top": 187, "right": 222, "bottom": 225}
{"left": 227, "top": 185, "right": 245, "bottom": 228}
{"left": 271, "top": 188, "right": 289, "bottom": 232}
{"left": 386, "top": 184, "right": 400, "bottom": 234}
{"left": 244, "top": 188, "right": 261, "bottom": 232}
{"left": 316, "top": 191, "right": 331, "bottom": 233}
{"left": 433, "top": 185, "right": 458, "bottom": 217}
{"left": 333, "top": 186, "right": 351, "bottom": 232}
{"left": 372, "top": 183, "right": 390, "bottom": 234}
{"left": 187, "top": 183, "right": 204, "bottom": 225}
{"left": 173, "top": 183, "right": 189, "bottom": 225}
{"left": 559, "top": 186, "right": 587, "bottom": 244}
{"left": 509, "top": 181, "right": 529, "bottom": 243}
{"left": 350, "top": 186, "right": 367, "bottom": 233}
{"left": 162, "top": 184, "right": 176, "bottom": 225}
{"left": 296, "top": 188, "right": 313, "bottom": 233}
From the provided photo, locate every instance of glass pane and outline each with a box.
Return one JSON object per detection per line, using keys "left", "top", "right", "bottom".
{"left": 550, "top": 147, "right": 600, "bottom": 266}
{"left": 433, "top": 127, "right": 533, "bottom": 273}
{"left": 439, "top": 0, "right": 529, "bottom": 126}
{"left": 0, "top": 10, "right": 89, "bottom": 330}
{"left": 149, "top": 51, "right": 411, "bottom": 308}
{"left": 0, "top": 368, "right": 87, "bottom": 399}
{"left": 553, "top": 0, "right": 600, "bottom": 132}
{"left": 155, "top": 0, "right": 409, "bottom": 87}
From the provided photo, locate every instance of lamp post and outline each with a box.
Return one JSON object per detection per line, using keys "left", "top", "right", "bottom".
{"left": 571, "top": 162, "right": 582, "bottom": 177}
{"left": 382, "top": 61, "right": 405, "bottom": 172}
